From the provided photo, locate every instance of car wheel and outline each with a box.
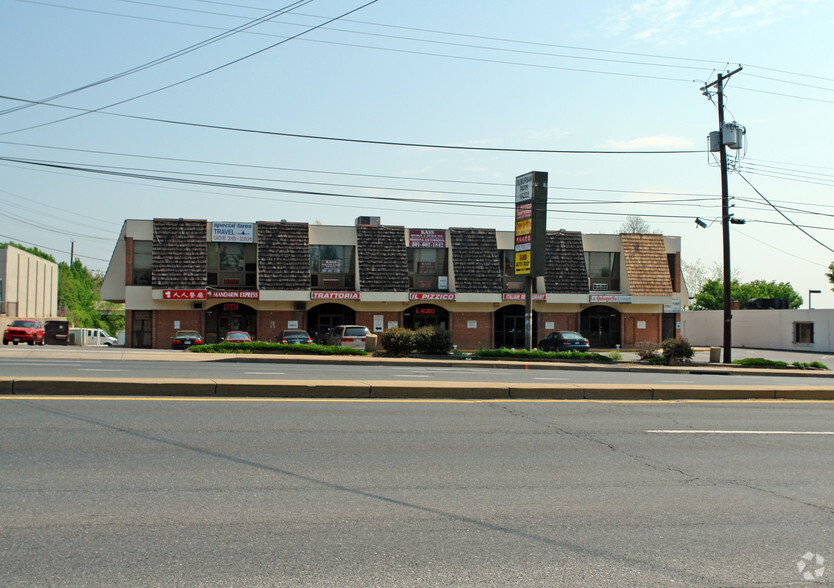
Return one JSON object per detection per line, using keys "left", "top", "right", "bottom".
{"left": 27, "top": 339, "right": 35, "bottom": 345}
{"left": 2, "top": 340, "right": 7, "bottom": 345}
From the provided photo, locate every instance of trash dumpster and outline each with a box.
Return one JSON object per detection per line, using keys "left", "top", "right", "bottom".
{"left": 709, "top": 346, "right": 721, "bottom": 363}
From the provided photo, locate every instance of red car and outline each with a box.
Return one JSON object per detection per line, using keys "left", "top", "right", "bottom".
{"left": 224, "top": 331, "right": 253, "bottom": 343}
{"left": 3, "top": 319, "right": 46, "bottom": 345}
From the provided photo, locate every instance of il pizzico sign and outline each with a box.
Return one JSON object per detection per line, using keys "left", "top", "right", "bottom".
{"left": 409, "top": 292, "right": 455, "bottom": 301}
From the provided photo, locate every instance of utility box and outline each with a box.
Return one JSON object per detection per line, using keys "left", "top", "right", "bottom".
{"left": 45, "top": 320, "right": 69, "bottom": 345}
{"left": 709, "top": 346, "right": 721, "bottom": 363}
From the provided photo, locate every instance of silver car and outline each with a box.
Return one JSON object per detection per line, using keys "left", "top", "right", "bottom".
{"left": 325, "top": 325, "right": 370, "bottom": 350}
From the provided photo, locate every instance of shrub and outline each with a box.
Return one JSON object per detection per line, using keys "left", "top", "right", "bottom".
{"left": 636, "top": 341, "right": 660, "bottom": 361}
{"left": 414, "top": 326, "right": 453, "bottom": 355}
{"left": 380, "top": 327, "right": 416, "bottom": 357}
{"left": 608, "top": 349, "right": 622, "bottom": 361}
{"left": 661, "top": 337, "right": 694, "bottom": 363}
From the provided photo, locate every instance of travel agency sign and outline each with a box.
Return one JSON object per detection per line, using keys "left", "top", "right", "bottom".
{"left": 514, "top": 171, "right": 548, "bottom": 276}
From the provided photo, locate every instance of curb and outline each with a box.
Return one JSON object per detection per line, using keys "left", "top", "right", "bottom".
{"left": 3, "top": 377, "right": 834, "bottom": 401}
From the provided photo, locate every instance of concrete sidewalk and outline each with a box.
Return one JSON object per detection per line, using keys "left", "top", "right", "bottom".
{"left": 2, "top": 345, "right": 834, "bottom": 400}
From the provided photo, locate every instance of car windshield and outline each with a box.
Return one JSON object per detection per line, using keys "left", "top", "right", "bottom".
{"left": 344, "top": 327, "right": 367, "bottom": 336}
{"left": 11, "top": 320, "right": 36, "bottom": 328}
{"left": 175, "top": 331, "right": 201, "bottom": 338}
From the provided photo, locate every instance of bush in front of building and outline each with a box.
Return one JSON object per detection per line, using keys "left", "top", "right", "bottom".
{"left": 189, "top": 341, "right": 366, "bottom": 355}
{"left": 636, "top": 341, "right": 660, "bottom": 361}
{"left": 413, "top": 326, "right": 453, "bottom": 355}
{"left": 660, "top": 337, "right": 694, "bottom": 363}
{"left": 380, "top": 327, "right": 416, "bottom": 357}
{"left": 476, "top": 348, "right": 614, "bottom": 362}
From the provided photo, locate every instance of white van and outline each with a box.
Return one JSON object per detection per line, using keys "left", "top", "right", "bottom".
{"left": 68, "top": 328, "right": 118, "bottom": 346}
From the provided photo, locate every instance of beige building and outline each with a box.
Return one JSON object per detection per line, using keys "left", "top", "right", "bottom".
{"left": 103, "top": 218, "right": 687, "bottom": 350}
{"left": 0, "top": 244, "right": 59, "bottom": 328}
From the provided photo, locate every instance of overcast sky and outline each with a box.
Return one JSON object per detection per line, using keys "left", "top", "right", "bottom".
{"left": 3, "top": 0, "right": 833, "bottom": 307}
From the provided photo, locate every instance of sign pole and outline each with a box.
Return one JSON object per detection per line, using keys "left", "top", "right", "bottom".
{"left": 513, "top": 171, "right": 548, "bottom": 351}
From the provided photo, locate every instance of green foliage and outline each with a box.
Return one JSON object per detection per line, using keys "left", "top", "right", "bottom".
{"left": 827, "top": 262, "right": 834, "bottom": 291}
{"left": 660, "top": 338, "right": 694, "bottom": 363}
{"left": 731, "top": 357, "right": 829, "bottom": 370}
{"left": 692, "top": 278, "right": 802, "bottom": 310}
{"left": 413, "top": 326, "right": 453, "bottom": 355}
{"left": 189, "top": 341, "right": 366, "bottom": 355}
{"left": 636, "top": 341, "right": 660, "bottom": 361}
{"left": 380, "top": 327, "right": 416, "bottom": 357}
{"left": 476, "top": 348, "right": 614, "bottom": 362}
{"left": 608, "top": 349, "right": 623, "bottom": 361}
{"left": 0, "top": 242, "right": 56, "bottom": 263}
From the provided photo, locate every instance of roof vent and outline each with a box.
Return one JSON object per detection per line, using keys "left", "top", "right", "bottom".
{"left": 355, "top": 216, "right": 381, "bottom": 226}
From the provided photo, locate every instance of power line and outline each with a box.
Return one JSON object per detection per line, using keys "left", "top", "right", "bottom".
{"left": 0, "top": 0, "right": 381, "bottom": 136}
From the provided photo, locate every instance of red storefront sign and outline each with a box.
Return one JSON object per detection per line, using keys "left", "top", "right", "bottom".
{"left": 502, "top": 293, "right": 545, "bottom": 301}
{"left": 409, "top": 229, "right": 446, "bottom": 248}
{"left": 409, "top": 292, "right": 455, "bottom": 301}
{"left": 163, "top": 290, "right": 206, "bottom": 300}
{"left": 311, "top": 291, "right": 360, "bottom": 300}
{"left": 207, "top": 290, "right": 260, "bottom": 299}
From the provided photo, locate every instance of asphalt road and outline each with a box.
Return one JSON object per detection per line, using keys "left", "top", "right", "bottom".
{"left": 2, "top": 350, "right": 834, "bottom": 387}
{"left": 2, "top": 396, "right": 832, "bottom": 587}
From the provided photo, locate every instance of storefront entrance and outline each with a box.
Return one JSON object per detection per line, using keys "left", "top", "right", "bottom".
{"left": 494, "top": 305, "right": 537, "bottom": 349}
{"left": 580, "top": 305, "right": 621, "bottom": 348}
{"left": 205, "top": 302, "right": 257, "bottom": 344}
{"left": 307, "top": 303, "right": 356, "bottom": 343}
{"left": 403, "top": 304, "right": 449, "bottom": 330}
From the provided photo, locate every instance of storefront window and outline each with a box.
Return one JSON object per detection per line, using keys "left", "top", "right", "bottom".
{"left": 132, "top": 240, "right": 152, "bottom": 286}
{"left": 408, "top": 248, "right": 448, "bottom": 291}
{"left": 310, "top": 245, "right": 355, "bottom": 290}
{"left": 207, "top": 242, "right": 257, "bottom": 288}
{"left": 584, "top": 252, "right": 620, "bottom": 291}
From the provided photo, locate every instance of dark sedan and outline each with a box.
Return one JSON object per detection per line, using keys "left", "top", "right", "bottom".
{"left": 538, "top": 331, "right": 590, "bottom": 352}
{"left": 278, "top": 329, "right": 314, "bottom": 345}
{"left": 171, "top": 330, "right": 204, "bottom": 350}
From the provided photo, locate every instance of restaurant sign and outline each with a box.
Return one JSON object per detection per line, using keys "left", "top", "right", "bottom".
{"left": 311, "top": 291, "right": 360, "bottom": 300}
{"left": 409, "top": 292, "right": 456, "bottom": 301}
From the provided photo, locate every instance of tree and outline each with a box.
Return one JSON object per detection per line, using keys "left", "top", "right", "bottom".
{"left": 618, "top": 215, "right": 660, "bottom": 234}
{"left": 682, "top": 258, "right": 741, "bottom": 304}
{"left": 57, "top": 259, "right": 125, "bottom": 334}
{"left": 827, "top": 262, "right": 834, "bottom": 290}
{"left": 692, "top": 278, "right": 802, "bottom": 310}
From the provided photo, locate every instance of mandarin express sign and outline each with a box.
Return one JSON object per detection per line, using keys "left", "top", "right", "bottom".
{"left": 514, "top": 171, "right": 547, "bottom": 276}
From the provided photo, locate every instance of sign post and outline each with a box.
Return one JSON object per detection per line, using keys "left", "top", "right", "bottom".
{"left": 514, "top": 171, "right": 548, "bottom": 350}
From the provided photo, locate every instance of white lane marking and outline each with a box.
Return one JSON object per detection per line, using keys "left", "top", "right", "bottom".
{"left": 534, "top": 377, "right": 568, "bottom": 381}
{"left": 393, "top": 374, "right": 433, "bottom": 378}
{"left": 77, "top": 369, "right": 124, "bottom": 372}
{"left": 648, "top": 430, "right": 834, "bottom": 435}
{"left": 244, "top": 372, "right": 285, "bottom": 375}
{"left": 661, "top": 380, "right": 694, "bottom": 384}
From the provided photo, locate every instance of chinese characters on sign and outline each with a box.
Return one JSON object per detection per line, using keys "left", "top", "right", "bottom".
{"left": 163, "top": 290, "right": 206, "bottom": 300}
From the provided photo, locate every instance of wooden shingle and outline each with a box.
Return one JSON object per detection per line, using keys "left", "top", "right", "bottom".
{"left": 621, "top": 233, "right": 673, "bottom": 296}
{"left": 450, "top": 228, "right": 501, "bottom": 293}
{"left": 545, "top": 230, "right": 588, "bottom": 293}
{"left": 257, "top": 222, "right": 310, "bottom": 290}
{"left": 357, "top": 225, "right": 408, "bottom": 291}
{"left": 152, "top": 219, "right": 207, "bottom": 289}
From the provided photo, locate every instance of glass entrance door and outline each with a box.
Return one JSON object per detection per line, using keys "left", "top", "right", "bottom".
{"left": 580, "top": 306, "right": 621, "bottom": 348}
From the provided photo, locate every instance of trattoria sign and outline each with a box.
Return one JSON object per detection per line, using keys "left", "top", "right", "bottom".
{"left": 311, "top": 291, "right": 360, "bottom": 300}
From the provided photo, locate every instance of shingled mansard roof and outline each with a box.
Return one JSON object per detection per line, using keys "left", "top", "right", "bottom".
{"left": 621, "top": 233, "right": 673, "bottom": 296}
{"left": 356, "top": 225, "right": 409, "bottom": 292}
{"left": 257, "top": 222, "right": 310, "bottom": 290}
{"left": 152, "top": 219, "right": 207, "bottom": 289}
{"left": 449, "top": 228, "right": 502, "bottom": 293}
{"left": 545, "top": 230, "right": 588, "bottom": 293}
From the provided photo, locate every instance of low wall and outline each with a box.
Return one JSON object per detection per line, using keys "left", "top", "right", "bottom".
{"left": 681, "top": 309, "right": 834, "bottom": 352}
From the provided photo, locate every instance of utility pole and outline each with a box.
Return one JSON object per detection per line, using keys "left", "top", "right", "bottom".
{"left": 703, "top": 66, "right": 742, "bottom": 364}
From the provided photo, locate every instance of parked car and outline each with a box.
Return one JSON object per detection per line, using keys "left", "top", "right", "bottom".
{"left": 3, "top": 319, "right": 46, "bottom": 345}
{"left": 224, "top": 331, "right": 252, "bottom": 343}
{"left": 325, "top": 325, "right": 370, "bottom": 350}
{"left": 171, "top": 330, "right": 204, "bottom": 350}
{"left": 278, "top": 329, "right": 314, "bottom": 345}
{"left": 538, "top": 331, "right": 591, "bottom": 352}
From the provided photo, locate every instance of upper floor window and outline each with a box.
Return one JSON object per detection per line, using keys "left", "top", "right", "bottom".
{"left": 408, "top": 247, "right": 448, "bottom": 290}
{"left": 500, "top": 249, "right": 525, "bottom": 291}
{"left": 132, "top": 240, "right": 152, "bottom": 286}
{"left": 207, "top": 242, "right": 257, "bottom": 288}
{"left": 310, "top": 245, "right": 355, "bottom": 290}
{"left": 585, "top": 251, "right": 620, "bottom": 291}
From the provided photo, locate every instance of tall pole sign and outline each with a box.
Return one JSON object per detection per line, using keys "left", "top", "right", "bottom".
{"left": 513, "top": 171, "right": 548, "bottom": 349}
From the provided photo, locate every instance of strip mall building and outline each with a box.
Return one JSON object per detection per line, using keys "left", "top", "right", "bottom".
{"left": 101, "top": 218, "right": 686, "bottom": 350}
